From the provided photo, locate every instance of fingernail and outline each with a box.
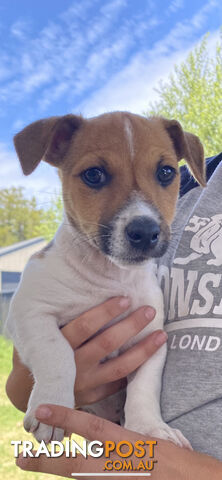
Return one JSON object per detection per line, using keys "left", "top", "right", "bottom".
{"left": 119, "top": 297, "right": 131, "bottom": 308}
{"left": 35, "top": 406, "right": 52, "bottom": 419}
{"left": 144, "top": 306, "right": 156, "bottom": 321}
{"left": 154, "top": 331, "right": 168, "bottom": 346}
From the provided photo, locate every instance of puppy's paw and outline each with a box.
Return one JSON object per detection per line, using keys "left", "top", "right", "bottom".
{"left": 24, "top": 410, "right": 64, "bottom": 443}
{"left": 148, "top": 423, "right": 192, "bottom": 450}
{"left": 125, "top": 420, "right": 192, "bottom": 450}
{"left": 24, "top": 381, "right": 74, "bottom": 443}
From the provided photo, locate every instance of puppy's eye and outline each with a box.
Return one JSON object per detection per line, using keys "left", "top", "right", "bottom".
{"left": 156, "top": 165, "right": 176, "bottom": 187}
{"left": 80, "top": 167, "right": 109, "bottom": 189}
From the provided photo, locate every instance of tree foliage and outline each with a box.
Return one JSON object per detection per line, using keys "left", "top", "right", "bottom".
{"left": 146, "top": 33, "right": 222, "bottom": 157}
{"left": 33, "top": 194, "right": 63, "bottom": 241}
{"left": 0, "top": 187, "right": 63, "bottom": 247}
{"left": 0, "top": 187, "right": 44, "bottom": 247}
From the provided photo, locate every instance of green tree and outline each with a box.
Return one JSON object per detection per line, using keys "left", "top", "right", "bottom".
{"left": 146, "top": 33, "right": 222, "bottom": 157}
{"left": 0, "top": 187, "right": 63, "bottom": 247}
{"left": 33, "top": 193, "right": 63, "bottom": 241}
{"left": 0, "top": 187, "right": 44, "bottom": 247}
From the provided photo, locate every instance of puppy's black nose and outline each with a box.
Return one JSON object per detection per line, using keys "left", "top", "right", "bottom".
{"left": 125, "top": 217, "right": 160, "bottom": 250}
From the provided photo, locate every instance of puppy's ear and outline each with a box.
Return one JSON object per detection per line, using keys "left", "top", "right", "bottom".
{"left": 14, "top": 114, "right": 83, "bottom": 175}
{"left": 163, "top": 118, "right": 206, "bottom": 187}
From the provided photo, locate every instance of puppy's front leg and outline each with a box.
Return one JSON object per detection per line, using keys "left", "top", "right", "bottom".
{"left": 124, "top": 344, "right": 191, "bottom": 449}
{"left": 16, "top": 316, "right": 75, "bottom": 443}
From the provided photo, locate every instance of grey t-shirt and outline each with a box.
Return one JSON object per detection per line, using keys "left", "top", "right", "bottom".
{"left": 159, "top": 161, "right": 222, "bottom": 460}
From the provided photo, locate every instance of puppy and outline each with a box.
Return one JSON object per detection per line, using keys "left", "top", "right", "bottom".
{"left": 6, "top": 112, "right": 205, "bottom": 446}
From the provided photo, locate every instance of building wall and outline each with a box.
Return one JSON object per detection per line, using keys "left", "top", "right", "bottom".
{"left": 0, "top": 239, "right": 47, "bottom": 273}
{"left": 0, "top": 239, "right": 47, "bottom": 330}
{"left": 0, "top": 291, "right": 12, "bottom": 334}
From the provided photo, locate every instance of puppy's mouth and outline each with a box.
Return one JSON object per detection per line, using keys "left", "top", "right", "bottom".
{"left": 98, "top": 215, "right": 170, "bottom": 266}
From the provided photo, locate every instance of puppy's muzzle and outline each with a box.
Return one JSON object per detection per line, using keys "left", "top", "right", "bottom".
{"left": 99, "top": 212, "right": 169, "bottom": 266}
{"left": 125, "top": 217, "right": 160, "bottom": 252}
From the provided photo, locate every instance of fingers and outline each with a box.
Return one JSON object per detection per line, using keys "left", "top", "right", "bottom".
{"left": 75, "top": 378, "right": 127, "bottom": 406}
{"left": 62, "top": 296, "right": 131, "bottom": 349}
{"left": 80, "top": 306, "right": 156, "bottom": 363}
{"left": 97, "top": 330, "right": 167, "bottom": 385}
{"left": 33, "top": 405, "right": 137, "bottom": 443}
{"left": 76, "top": 328, "right": 167, "bottom": 394}
{"left": 91, "top": 378, "right": 127, "bottom": 401}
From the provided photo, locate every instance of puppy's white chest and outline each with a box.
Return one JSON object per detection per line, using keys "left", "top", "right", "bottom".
{"left": 61, "top": 260, "right": 162, "bottom": 328}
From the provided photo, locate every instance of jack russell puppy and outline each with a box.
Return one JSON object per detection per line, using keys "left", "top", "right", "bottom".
{"left": 6, "top": 112, "right": 205, "bottom": 447}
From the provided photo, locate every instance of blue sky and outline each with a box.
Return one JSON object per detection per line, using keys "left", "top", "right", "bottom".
{"left": 0, "top": 0, "right": 221, "bottom": 205}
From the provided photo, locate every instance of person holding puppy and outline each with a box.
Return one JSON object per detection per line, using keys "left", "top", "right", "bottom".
{"left": 6, "top": 152, "right": 222, "bottom": 478}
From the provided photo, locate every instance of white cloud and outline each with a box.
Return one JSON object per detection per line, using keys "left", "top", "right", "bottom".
{"left": 23, "top": 63, "right": 54, "bottom": 93}
{"left": 75, "top": 21, "right": 221, "bottom": 118}
{"left": 191, "top": 0, "right": 219, "bottom": 29}
{"left": 0, "top": 143, "right": 61, "bottom": 205}
{"left": 74, "top": 48, "right": 187, "bottom": 116}
{"left": 60, "top": 0, "right": 97, "bottom": 23}
{"left": 0, "top": 65, "right": 10, "bottom": 82}
{"left": 0, "top": 0, "right": 163, "bottom": 110}
{"left": 10, "top": 19, "right": 30, "bottom": 40}
{"left": 100, "top": 0, "right": 127, "bottom": 17}
{"left": 12, "top": 119, "right": 27, "bottom": 131}
{"left": 0, "top": 143, "right": 18, "bottom": 177}
{"left": 153, "top": 0, "right": 220, "bottom": 54}
{"left": 169, "top": 0, "right": 184, "bottom": 13}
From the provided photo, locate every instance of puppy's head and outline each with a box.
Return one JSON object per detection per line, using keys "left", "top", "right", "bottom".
{"left": 14, "top": 112, "right": 205, "bottom": 266}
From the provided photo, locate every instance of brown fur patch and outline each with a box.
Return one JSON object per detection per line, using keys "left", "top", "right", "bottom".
{"left": 60, "top": 113, "right": 181, "bottom": 239}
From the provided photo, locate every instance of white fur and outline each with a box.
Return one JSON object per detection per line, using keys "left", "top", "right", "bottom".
{"left": 6, "top": 213, "right": 190, "bottom": 448}
{"left": 109, "top": 193, "right": 160, "bottom": 263}
{"left": 124, "top": 118, "right": 134, "bottom": 160}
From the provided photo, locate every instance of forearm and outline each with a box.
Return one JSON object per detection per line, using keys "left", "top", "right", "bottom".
{"left": 6, "top": 348, "right": 33, "bottom": 412}
{"left": 153, "top": 437, "right": 222, "bottom": 479}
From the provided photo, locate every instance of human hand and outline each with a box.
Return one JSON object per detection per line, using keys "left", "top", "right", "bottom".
{"left": 6, "top": 297, "right": 167, "bottom": 411}
{"left": 16, "top": 404, "right": 222, "bottom": 479}
{"left": 63, "top": 297, "right": 166, "bottom": 406}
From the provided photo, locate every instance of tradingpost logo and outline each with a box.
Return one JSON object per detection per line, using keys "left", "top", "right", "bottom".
{"left": 11, "top": 438, "right": 158, "bottom": 476}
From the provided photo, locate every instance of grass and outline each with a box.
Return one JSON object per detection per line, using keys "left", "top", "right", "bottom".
{"left": 0, "top": 335, "right": 69, "bottom": 480}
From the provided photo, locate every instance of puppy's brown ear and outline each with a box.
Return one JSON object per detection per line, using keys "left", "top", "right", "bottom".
{"left": 163, "top": 118, "right": 206, "bottom": 187}
{"left": 13, "top": 114, "right": 83, "bottom": 175}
